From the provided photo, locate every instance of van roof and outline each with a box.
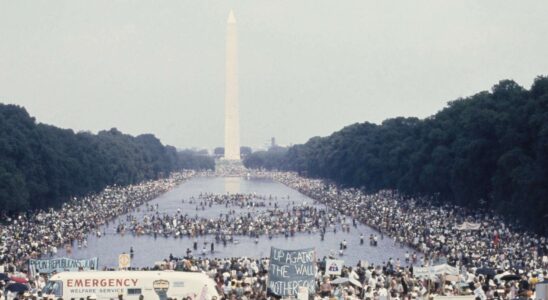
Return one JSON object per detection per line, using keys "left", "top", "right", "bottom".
{"left": 50, "top": 270, "right": 211, "bottom": 280}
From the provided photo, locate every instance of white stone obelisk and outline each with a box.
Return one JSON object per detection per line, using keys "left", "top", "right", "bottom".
{"left": 224, "top": 9, "right": 240, "bottom": 161}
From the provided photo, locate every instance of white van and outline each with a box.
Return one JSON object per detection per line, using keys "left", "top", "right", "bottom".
{"left": 43, "top": 271, "right": 219, "bottom": 300}
{"left": 433, "top": 297, "right": 475, "bottom": 300}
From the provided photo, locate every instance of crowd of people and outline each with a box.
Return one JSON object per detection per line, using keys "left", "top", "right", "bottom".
{"left": 1, "top": 170, "right": 547, "bottom": 299}
{"left": 267, "top": 172, "right": 548, "bottom": 272}
{"left": 145, "top": 250, "right": 547, "bottom": 300}
{"left": 0, "top": 171, "right": 195, "bottom": 271}
{"left": 114, "top": 192, "right": 348, "bottom": 245}
{"left": 265, "top": 172, "right": 548, "bottom": 298}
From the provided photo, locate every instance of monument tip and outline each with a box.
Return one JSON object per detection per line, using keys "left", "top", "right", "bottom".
{"left": 228, "top": 9, "right": 236, "bottom": 24}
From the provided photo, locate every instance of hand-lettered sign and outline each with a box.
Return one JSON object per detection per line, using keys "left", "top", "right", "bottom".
{"left": 268, "top": 247, "right": 316, "bottom": 297}
{"left": 29, "top": 257, "right": 98, "bottom": 276}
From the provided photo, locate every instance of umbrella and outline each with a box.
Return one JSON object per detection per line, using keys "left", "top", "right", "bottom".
{"left": 349, "top": 277, "right": 363, "bottom": 288}
{"left": 495, "top": 272, "right": 510, "bottom": 281}
{"left": 10, "top": 276, "right": 28, "bottom": 284}
{"left": 500, "top": 274, "right": 521, "bottom": 281}
{"left": 476, "top": 268, "right": 496, "bottom": 277}
{"left": 5, "top": 282, "right": 29, "bottom": 293}
{"left": 0, "top": 273, "right": 10, "bottom": 281}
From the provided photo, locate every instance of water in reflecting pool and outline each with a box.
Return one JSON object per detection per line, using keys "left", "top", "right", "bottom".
{"left": 54, "top": 177, "right": 413, "bottom": 267}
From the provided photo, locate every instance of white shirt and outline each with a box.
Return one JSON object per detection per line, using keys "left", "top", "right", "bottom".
{"left": 473, "top": 287, "right": 486, "bottom": 300}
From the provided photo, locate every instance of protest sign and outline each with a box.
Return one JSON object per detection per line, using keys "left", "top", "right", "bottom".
{"left": 455, "top": 222, "right": 481, "bottom": 230}
{"left": 29, "top": 257, "right": 98, "bottom": 276}
{"left": 325, "top": 259, "right": 344, "bottom": 276}
{"left": 413, "top": 264, "right": 458, "bottom": 279}
{"left": 119, "top": 253, "right": 131, "bottom": 269}
{"left": 268, "top": 247, "right": 316, "bottom": 297}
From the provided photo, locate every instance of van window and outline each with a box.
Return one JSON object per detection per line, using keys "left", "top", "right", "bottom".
{"left": 43, "top": 280, "right": 63, "bottom": 297}
{"left": 127, "top": 288, "right": 142, "bottom": 295}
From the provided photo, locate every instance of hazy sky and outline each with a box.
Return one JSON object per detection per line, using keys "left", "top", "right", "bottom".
{"left": 1, "top": 1, "right": 547, "bottom": 150}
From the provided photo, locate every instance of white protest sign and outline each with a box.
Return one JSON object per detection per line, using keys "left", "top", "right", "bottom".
{"left": 325, "top": 259, "right": 344, "bottom": 276}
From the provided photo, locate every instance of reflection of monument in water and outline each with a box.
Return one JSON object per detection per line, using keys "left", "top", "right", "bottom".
{"left": 217, "top": 10, "right": 246, "bottom": 174}
{"left": 224, "top": 177, "right": 241, "bottom": 194}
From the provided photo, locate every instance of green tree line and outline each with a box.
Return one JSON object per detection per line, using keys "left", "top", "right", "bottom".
{"left": 0, "top": 104, "right": 213, "bottom": 214}
{"left": 244, "top": 76, "right": 548, "bottom": 234}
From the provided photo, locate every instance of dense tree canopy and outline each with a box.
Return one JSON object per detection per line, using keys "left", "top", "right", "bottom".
{"left": 0, "top": 104, "right": 213, "bottom": 214}
{"left": 243, "top": 146, "right": 288, "bottom": 170}
{"left": 177, "top": 149, "right": 215, "bottom": 170}
{"left": 244, "top": 76, "right": 548, "bottom": 234}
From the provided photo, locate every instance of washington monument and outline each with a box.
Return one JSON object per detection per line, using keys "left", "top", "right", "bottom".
{"left": 223, "top": 10, "right": 240, "bottom": 161}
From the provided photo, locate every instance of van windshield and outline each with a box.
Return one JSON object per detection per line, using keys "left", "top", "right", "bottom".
{"left": 43, "top": 280, "right": 63, "bottom": 297}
